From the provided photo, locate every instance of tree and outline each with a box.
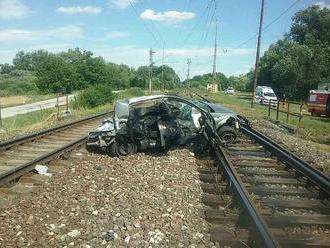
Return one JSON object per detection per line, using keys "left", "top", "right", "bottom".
{"left": 257, "top": 5, "right": 330, "bottom": 100}
{"left": 35, "top": 54, "right": 77, "bottom": 94}
{"left": 13, "top": 50, "right": 49, "bottom": 71}
{"left": 0, "top": 63, "right": 14, "bottom": 74}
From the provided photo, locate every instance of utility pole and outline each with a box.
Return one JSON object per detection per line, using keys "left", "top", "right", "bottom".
{"left": 149, "top": 48, "right": 156, "bottom": 95}
{"left": 161, "top": 43, "right": 165, "bottom": 92}
{"left": 211, "top": 19, "right": 218, "bottom": 93}
{"left": 0, "top": 99, "right": 2, "bottom": 129}
{"left": 186, "top": 58, "right": 191, "bottom": 81}
{"left": 212, "top": 21, "right": 217, "bottom": 79}
{"left": 251, "top": 0, "right": 265, "bottom": 108}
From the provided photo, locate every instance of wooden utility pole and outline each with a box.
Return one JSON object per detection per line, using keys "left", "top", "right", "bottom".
{"left": 211, "top": 20, "right": 219, "bottom": 93}
{"left": 251, "top": 0, "right": 265, "bottom": 108}
{"left": 149, "top": 48, "right": 155, "bottom": 95}
{"left": 212, "top": 21, "right": 218, "bottom": 79}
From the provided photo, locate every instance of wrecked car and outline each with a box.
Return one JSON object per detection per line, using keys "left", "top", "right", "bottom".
{"left": 190, "top": 99, "right": 239, "bottom": 143}
{"left": 86, "top": 95, "right": 239, "bottom": 156}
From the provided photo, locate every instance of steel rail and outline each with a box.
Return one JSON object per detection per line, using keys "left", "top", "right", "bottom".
{"left": 241, "top": 126, "right": 330, "bottom": 196}
{"left": 0, "top": 111, "right": 114, "bottom": 185}
{"left": 211, "top": 141, "right": 279, "bottom": 247}
{"left": 0, "top": 136, "right": 87, "bottom": 185}
{"left": 0, "top": 111, "right": 113, "bottom": 150}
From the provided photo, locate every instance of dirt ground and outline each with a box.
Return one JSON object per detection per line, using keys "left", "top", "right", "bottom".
{"left": 0, "top": 148, "right": 216, "bottom": 248}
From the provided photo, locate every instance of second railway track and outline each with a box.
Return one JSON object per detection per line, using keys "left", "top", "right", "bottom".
{"left": 200, "top": 124, "right": 330, "bottom": 247}
{"left": 0, "top": 111, "right": 113, "bottom": 186}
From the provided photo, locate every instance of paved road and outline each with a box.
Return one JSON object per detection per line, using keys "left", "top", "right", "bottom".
{"left": 1, "top": 95, "right": 74, "bottom": 119}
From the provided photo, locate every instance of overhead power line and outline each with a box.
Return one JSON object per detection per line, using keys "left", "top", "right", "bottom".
{"left": 233, "top": 0, "right": 302, "bottom": 49}
{"left": 134, "top": 0, "right": 166, "bottom": 47}
{"left": 128, "top": 0, "right": 161, "bottom": 46}
{"left": 178, "top": 0, "right": 214, "bottom": 47}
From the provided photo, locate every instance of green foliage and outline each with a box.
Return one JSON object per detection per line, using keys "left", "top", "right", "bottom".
{"left": 120, "top": 87, "right": 144, "bottom": 98}
{"left": 258, "top": 5, "right": 330, "bottom": 100}
{"left": 0, "top": 63, "right": 14, "bottom": 74}
{"left": 130, "top": 65, "right": 180, "bottom": 90}
{"left": 6, "top": 47, "right": 181, "bottom": 95}
{"left": 35, "top": 53, "right": 77, "bottom": 94}
{"left": 0, "top": 70, "right": 38, "bottom": 96}
{"left": 228, "top": 71, "right": 254, "bottom": 92}
{"left": 13, "top": 50, "right": 49, "bottom": 71}
{"left": 74, "top": 84, "right": 114, "bottom": 109}
{"left": 187, "top": 72, "right": 230, "bottom": 90}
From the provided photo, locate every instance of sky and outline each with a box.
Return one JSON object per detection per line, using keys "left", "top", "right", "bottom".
{"left": 0, "top": 0, "right": 329, "bottom": 80}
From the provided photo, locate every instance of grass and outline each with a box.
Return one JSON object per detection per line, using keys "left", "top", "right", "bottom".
{"left": 195, "top": 90, "right": 330, "bottom": 150}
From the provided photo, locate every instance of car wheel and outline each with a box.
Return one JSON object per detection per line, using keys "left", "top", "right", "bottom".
{"left": 109, "top": 140, "right": 137, "bottom": 157}
{"left": 217, "top": 126, "right": 237, "bottom": 144}
{"left": 86, "top": 144, "right": 98, "bottom": 153}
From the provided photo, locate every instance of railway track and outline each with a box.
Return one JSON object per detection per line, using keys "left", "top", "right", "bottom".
{"left": 0, "top": 112, "right": 113, "bottom": 186}
{"left": 200, "top": 123, "right": 330, "bottom": 247}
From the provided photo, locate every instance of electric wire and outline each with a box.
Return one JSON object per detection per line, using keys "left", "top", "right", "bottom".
{"left": 232, "top": 0, "right": 303, "bottom": 49}
{"left": 128, "top": 0, "right": 161, "bottom": 47}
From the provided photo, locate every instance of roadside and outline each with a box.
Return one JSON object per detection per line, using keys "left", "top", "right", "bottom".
{"left": 0, "top": 95, "right": 56, "bottom": 108}
{"left": 1, "top": 95, "right": 74, "bottom": 119}
{"left": 0, "top": 89, "right": 142, "bottom": 141}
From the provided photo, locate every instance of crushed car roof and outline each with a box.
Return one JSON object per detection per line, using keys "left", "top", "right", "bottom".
{"left": 117, "top": 95, "right": 167, "bottom": 105}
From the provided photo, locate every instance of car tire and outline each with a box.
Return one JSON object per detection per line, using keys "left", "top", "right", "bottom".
{"left": 109, "top": 140, "right": 137, "bottom": 157}
{"left": 86, "top": 144, "right": 98, "bottom": 153}
{"left": 217, "top": 126, "right": 237, "bottom": 144}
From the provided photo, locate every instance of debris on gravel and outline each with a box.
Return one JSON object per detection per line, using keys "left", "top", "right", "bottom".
{"left": 0, "top": 148, "right": 216, "bottom": 247}
{"left": 252, "top": 119, "right": 330, "bottom": 172}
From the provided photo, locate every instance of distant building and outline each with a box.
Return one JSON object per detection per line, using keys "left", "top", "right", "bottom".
{"left": 207, "top": 83, "right": 218, "bottom": 93}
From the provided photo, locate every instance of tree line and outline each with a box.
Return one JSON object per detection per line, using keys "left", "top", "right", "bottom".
{"left": 0, "top": 48, "right": 181, "bottom": 95}
{"left": 185, "top": 5, "right": 330, "bottom": 100}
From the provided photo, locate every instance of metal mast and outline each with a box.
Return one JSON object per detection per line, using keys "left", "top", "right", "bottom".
{"left": 149, "top": 48, "right": 155, "bottom": 95}
{"left": 187, "top": 58, "right": 191, "bottom": 81}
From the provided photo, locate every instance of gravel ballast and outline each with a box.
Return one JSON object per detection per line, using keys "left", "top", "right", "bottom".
{"left": 251, "top": 119, "right": 330, "bottom": 173}
{"left": 0, "top": 148, "right": 215, "bottom": 247}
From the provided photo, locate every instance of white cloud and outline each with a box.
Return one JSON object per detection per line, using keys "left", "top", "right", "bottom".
{"left": 0, "top": 0, "right": 30, "bottom": 19}
{"left": 315, "top": 1, "right": 330, "bottom": 9}
{"left": 0, "top": 25, "right": 83, "bottom": 42}
{"left": 104, "top": 31, "right": 130, "bottom": 39}
{"left": 57, "top": 6, "right": 101, "bottom": 14}
{"left": 140, "top": 9, "right": 196, "bottom": 24}
{"left": 109, "top": 0, "right": 135, "bottom": 9}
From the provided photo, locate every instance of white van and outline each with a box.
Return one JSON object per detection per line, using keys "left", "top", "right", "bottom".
{"left": 255, "top": 86, "right": 278, "bottom": 106}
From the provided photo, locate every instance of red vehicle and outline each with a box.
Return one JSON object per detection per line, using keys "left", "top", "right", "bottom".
{"left": 307, "top": 90, "right": 330, "bottom": 117}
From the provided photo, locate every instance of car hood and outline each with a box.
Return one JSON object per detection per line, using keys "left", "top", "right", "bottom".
{"left": 94, "top": 120, "right": 115, "bottom": 132}
{"left": 206, "top": 102, "right": 236, "bottom": 114}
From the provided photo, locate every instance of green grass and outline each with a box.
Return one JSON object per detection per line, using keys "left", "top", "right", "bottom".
{"left": 196, "top": 90, "right": 330, "bottom": 147}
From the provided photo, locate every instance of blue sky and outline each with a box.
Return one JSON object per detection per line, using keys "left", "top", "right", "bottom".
{"left": 0, "top": 0, "right": 329, "bottom": 79}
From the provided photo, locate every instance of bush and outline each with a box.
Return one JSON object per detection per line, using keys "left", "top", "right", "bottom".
{"left": 74, "top": 84, "right": 114, "bottom": 109}
{"left": 0, "top": 70, "right": 38, "bottom": 96}
{"left": 115, "top": 87, "right": 144, "bottom": 99}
